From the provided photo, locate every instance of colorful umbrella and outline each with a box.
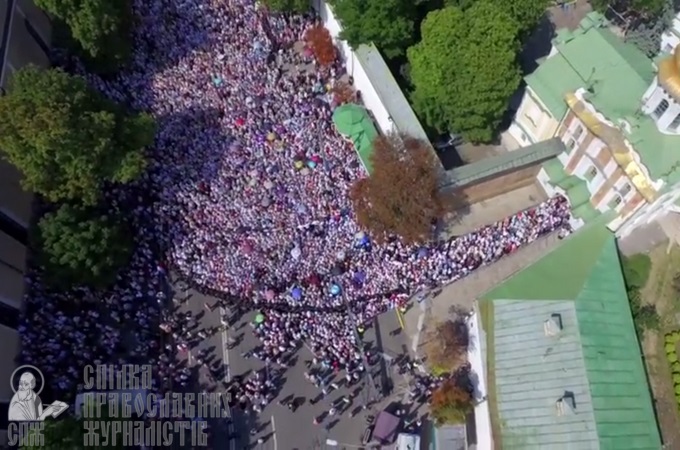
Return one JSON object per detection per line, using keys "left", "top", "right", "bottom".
{"left": 291, "top": 246, "right": 301, "bottom": 260}
{"left": 291, "top": 287, "right": 302, "bottom": 300}
{"left": 255, "top": 312, "right": 265, "bottom": 324}
{"left": 265, "top": 289, "right": 275, "bottom": 300}
{"left": 330, "top": 284, "right": 341, "bottom": 296}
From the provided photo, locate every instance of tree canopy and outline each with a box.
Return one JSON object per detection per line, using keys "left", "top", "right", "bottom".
{"left": 590, "top": 0, "right": 667, "bottom": 18}
{"left": 423, "top": 319, "right": 469, "bottom": 375}
{"left": 445, "top": 0, "right": 549, "bottom": 33}
{"left": 306, "top": 25, "right": 337, "bottom": 66}
{"left": 408, "top": 3, "right": 522, "bottom": 143}
{"left": 349, "top": 133, "right": 448, "bottom": 243}
{"left": 36, "top": 0, "right": 132, "bottom": 71}
{"left": 0, "top": 66, "right": 155, "bottom": 205}
{"left": 430, "top": 379, "right": 474, "bottom": 425}
{"left": 260, "top": 0, "right": 310, "bottom": 13}
{"left": 35, "top": 205, "right": 134, "bottom": 288}
{"left": 330, "top": 0, "right": 417, "bottom": 59}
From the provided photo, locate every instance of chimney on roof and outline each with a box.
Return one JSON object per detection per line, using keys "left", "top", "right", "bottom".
{"left": 544, "top": 313, "right": 563, "bottom": 336}
{"left": 556, "top": 391, "right": 576, "bottom": 416}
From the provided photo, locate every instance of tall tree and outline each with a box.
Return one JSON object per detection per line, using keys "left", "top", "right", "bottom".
{"left": 261, "top": 0, "right": 310, "bottom": 13}
{"left": 35, "top": 205, "right": 133, "bottom": 288}
{"left": 0, "top": 66, "right": 155, "bottom": 205}
{"left": 408, "top": 3, "right": 521, "bottom": 143}
{"left": 349, "top": 133, "right": 448, "bottom": 243}
{"left": 36, "top": 0, "right": 132, "bottom": 71}
{"left": 330, "top": 0, "right": 417, "bottom": 59}
{"left": 423, "top": 319, "right": 469, "bottom": 375}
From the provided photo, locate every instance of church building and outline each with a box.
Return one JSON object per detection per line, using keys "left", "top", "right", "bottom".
{"left": 508, "top": 12, "right": 680, "bottom": 237}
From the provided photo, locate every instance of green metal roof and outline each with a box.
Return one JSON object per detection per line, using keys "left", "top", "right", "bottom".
{"left": 526, "top": 13, "right": 680, "bottom": 184}
{"left": 542, "top": 159, "right": 600, "bottom": 222}
{"left": 480, "top": 222, "right": 661, "bottom": 449}
{"left": 332, "top": 103, "right": 379, "bottom": 173}
{"left": 441, "top": 138, "right": 565, "bottom": 189}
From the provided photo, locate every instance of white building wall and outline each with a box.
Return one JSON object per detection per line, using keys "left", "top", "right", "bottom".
{"left": 314, "top": 1, "right": 395, "bottom": 134}
{"left": 468, "top": 311, "right": 492, "bottom": 450}
{"left": 661, "top": 16, "right": 680, "bottom": 54}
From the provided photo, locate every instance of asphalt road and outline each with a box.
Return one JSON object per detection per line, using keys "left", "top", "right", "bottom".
{"left": 173, "top": 283, "right": 426, "bottom": 450}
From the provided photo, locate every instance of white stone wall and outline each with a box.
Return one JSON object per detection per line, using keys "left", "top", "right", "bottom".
{"left": 313, "top": 0, "right": 395, "bottom": 135}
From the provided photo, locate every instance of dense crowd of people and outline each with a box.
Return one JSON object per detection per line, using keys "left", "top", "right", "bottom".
{"left": 16, "top": 0, "right": 572, "bottom": 402}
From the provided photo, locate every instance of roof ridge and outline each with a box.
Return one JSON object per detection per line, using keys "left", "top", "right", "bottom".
{"left": 481, "top": 218, "right": 614, "bottom": 301}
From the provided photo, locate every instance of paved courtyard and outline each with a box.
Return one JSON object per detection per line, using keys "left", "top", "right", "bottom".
{"left": 172, "top": 283, "right": 431, "bottom": 450}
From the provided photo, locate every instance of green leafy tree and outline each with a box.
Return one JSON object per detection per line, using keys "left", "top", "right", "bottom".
{"left": 261, "top": 0, "right": 310, "bottom": 13}
{"left": 408, "top": 2, "right": 521, "bottom": 142}
{"left": 35, "top": 205, "right": 133, "bottom": 288}
{"left": 0, "top": 66, "right": 155, "bottom": 205}
{"left": 330, "top": 0, "right": 417, "bottom": 59}
{"left": 626, "top": 0, "right": 675, "bottom": 57}
{"left": 502, "top": 0, "right": 550, "bottom": 34}
{"left": 621, "top": 253, "right": 652, "bottom": 290}
{"left": 36, "top": 0, "right": 132, "bottom": 71}
{"left": 591, "top": 0, "right": 666, "bottom": 18}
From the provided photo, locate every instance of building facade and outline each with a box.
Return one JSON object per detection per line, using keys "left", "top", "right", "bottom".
{"left": 0, "top": 0, "right": 51, "bottom": 436}
{"left": 509, "top": 12, "right": 680, "bottom": 237}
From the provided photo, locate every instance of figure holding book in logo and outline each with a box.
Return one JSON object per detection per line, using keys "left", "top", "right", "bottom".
{"left": 8, "top": 365, "right": 68, "bottom": 422}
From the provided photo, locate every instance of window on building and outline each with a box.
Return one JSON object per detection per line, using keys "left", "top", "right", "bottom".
{"left": 521, "top": 132, "right": 528, "bottom": 143}
{"left": 0, "top": 301, "right": 20, "bottom": 330}
{"left": 573, "top": 125, "right": 584, "bottom": 141}
{"left": 664, "top": 43, "right": 674, "bottom": 54}
{"left": 620, "top": 183, "right": 632, "bottom": 196}
{"left": 567, "top": 138, "right": 576, "bottom": 151}
{"left": 608, "top": 195, "right": 623, "bottom": 209}
{"left": 670, "top": 112, "right": 680, "bottom": 130}
{"left": 585, "top": 166, "right": 598, "bottom": 181}
{"left": 653, "top": 99, "right": 670, "bottom": 118}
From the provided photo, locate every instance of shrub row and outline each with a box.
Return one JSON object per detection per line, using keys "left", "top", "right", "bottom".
{"left": 665, "top": 331, "right": 680, "bottom": 410}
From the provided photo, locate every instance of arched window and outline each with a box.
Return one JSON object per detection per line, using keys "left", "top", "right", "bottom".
{"left": 653, "top": 99, "right": 669, "bottom": 118}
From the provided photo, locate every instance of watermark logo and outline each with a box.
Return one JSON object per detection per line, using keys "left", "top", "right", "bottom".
{"left": 7, "top": 365, "right": 69, "bottom": 447}
{"left": 8, "top": 365, "right": 69, "bottom": 422}
{"left": 8, "top": 364, "right": 228, "bottom": 447}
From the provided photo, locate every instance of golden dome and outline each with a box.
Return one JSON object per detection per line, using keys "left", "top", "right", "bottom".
{"left": 658, "top": 45, "right": 680, "bottom": 102}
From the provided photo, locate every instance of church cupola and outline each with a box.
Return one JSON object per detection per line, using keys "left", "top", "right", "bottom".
{"left": 642, "top": 45, "right": 680, "bottom": 134}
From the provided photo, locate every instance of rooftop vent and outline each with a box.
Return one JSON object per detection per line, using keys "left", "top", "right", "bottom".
{"left": 556, "top": 391, "right": 576, "bottom": 416}
{"left": 544, "top": 313, "right": 563, "bottom": 336}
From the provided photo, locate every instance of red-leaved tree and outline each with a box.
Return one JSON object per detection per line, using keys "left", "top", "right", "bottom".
{"left": 333, "top": 81, "right": 356, "bottom": 105}
{"left": 306, "top": 25, "right": 336, "bottom": 66}
{"left": 430, "top": 379, "right": 473, "bottom": 425}
{"left": 350, "top": 132, "right": 450, "bottom": 244}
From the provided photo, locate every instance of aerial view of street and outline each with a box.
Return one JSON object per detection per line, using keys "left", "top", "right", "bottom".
{"left": 2, "top": 0, "right": 680, "bottom": 449}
